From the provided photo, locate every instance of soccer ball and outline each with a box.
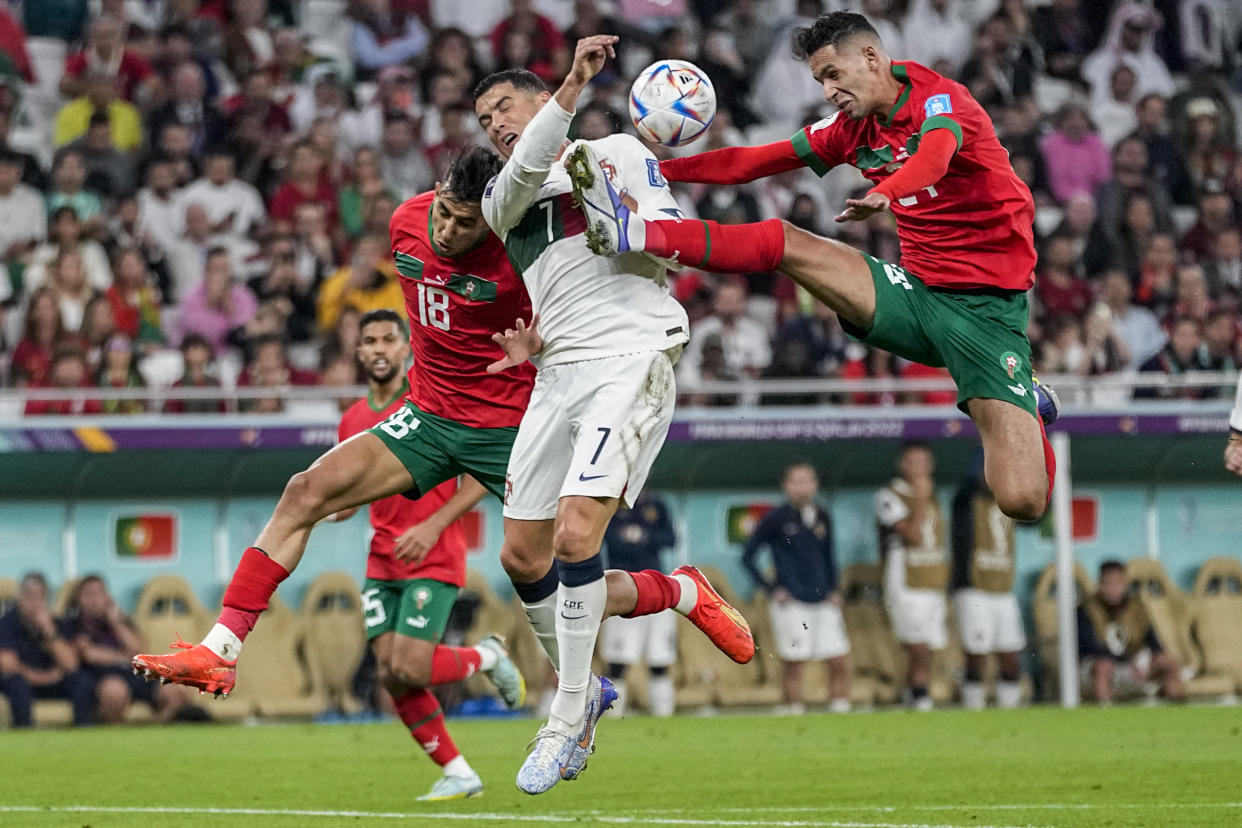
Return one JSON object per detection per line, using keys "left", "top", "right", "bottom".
{"left": 628, "top": 60, "right": 716, "bottom": 148}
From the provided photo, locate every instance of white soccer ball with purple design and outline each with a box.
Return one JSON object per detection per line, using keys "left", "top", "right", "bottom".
{"left": 628, "top": 60, "right": 716, "bottom": 148}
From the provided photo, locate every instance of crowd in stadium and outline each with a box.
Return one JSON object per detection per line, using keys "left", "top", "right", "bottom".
{"left": 0, "top": 0, "right": 1238, "bottom": 411}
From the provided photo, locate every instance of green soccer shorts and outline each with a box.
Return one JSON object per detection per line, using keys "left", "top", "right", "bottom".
{"left": 840, "top": 253, "right": 1039, "bottom": 419}
{"left": 361, "top": 577, "right": 460, "bottom": 641}
{"left": 368, "top": 401, "right": 516, "bottom": 500}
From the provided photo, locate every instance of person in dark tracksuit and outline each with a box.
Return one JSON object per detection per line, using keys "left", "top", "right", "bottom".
{"left": 743, "top": 463, "right": 851, "bottom": 713}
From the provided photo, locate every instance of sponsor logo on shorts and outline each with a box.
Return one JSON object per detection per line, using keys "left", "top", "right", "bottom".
{"left": 504, "top": 474, "right": 513, "bottom": 505}
{"left": 405, "top": 615, "right": 430, "bottom": 629}
{"left": 1000, "top": 351, "right": 1020, "bottom": 379}
{"left": 1007, "top": 384, "right": 1028, "bottom": 398}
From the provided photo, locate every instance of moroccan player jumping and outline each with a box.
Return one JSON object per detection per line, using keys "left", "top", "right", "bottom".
{"left": 472, "top": 35, "right": 752, "bottom": 795}
{"left": 333, "top": 308, "right": 522, "bottom": 801}
{"left": 574, "top": 13, "right": 1059, "bottom": 522}
{"left": 132, "top": 148, "right": 751, "bottom": 779}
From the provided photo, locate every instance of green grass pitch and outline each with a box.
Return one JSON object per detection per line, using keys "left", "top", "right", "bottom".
{"left": 1, "top": 705, "right": 1239, "bottom": 827}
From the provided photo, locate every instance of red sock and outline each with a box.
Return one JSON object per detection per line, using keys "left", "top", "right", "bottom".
{"left": 392, "top": 688, "right": 460, "bottom": 767}
{"left": 218, "top": 547, "right": 289, "bottom": 641}
{"left": 644, "top": 217, "right": 785, "bottom": 272}
{"left": 624, "top": 570, "right": 682, "bottom": 618}
{"left": 429, "top": 645, "right": 483, "bottom": 685}
{"left": 1039, "top": 419, "right": 1056, "bottom": 509}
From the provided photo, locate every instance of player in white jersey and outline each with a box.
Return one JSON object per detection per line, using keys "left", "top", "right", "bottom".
{"left": 473, "top": 36, "right": 735, "bottom": 796}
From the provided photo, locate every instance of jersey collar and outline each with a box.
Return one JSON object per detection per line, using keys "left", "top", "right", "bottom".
{"left": 367, "top": 378, "right": 410, "bottom": 413}
{"left": 881, "top": 63, "right": 912, "bottom": 127}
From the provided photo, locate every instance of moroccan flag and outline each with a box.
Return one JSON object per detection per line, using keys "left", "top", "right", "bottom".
{"left": 114, "top": 514, "right": 176, "bottom": 560}
{"left": 726, "top": 503, "right": 775, "bottom": 545}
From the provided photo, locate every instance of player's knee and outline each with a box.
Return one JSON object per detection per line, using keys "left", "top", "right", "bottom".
{"left": 280, "top": 471, "right": 330, "bottom": 523}
{"left": 500, "top": 542, "right": 546, "bottom": 582}
{"left": 386, "top": 656, "right": 430, "bottom": 691}
{"left": 551, "top": 522, "right": 596, "bottom": 561}
{"left": 995, "top": 483, "right": 1047, "bottom": 523}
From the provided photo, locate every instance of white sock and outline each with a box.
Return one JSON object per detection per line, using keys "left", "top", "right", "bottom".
{"left": 202, "top": 623, "right": 243, "bottom": 661}
{"left": 627, "top": 213, "right": 647, "bottom": 251}
{"left": 648, "top": 674, "right": 675, "bottom": 717}
{"left": 672, "top": 573, "right": 698, "bottom": 615}
{"left": 521, "top": 594, "right": 560, "bottom": 670}
{"left": 828, "top": 697, "right": 851, "bottom": 714}
{"left": 996, "top": 680, "right": 1023, "bottom": 709}
{"left": 608, "top": 678, "right": 628, "bottom": 717}
{"left": 474, "top": 644, "right": 498, "bottom": 672}
{"left": 442, "top": 754, "right": 475, "bottom": 780}
{"left": 547, "top": 574, "right": 607, "bottom": 733}
{"left": 961, "top": 682, "right": 986, "bottom": 710}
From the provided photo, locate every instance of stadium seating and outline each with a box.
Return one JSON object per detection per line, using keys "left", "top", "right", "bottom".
{"left": 132, "top": 574, "right": 214, "bottom": 659}
{"left": 1125, "top": 558, "right": 1234, "bottom": 700}
{"left": 51, "top": 577, "right": 81, "bottom": 616}
{"left": 840, "top": 564, "right": 903, "bottom": 705}
{"left": 1032, "top": 561, "right": 1094, "bottom": 700}
{"left": 225, "top": 594, "right": 322, "bottom": 719}
{"left": 300, "top": 572, "right": 367, "bottom": 715}
{"left": 0, "top": 577, "right": 16, "bottom": 611}
{"left": 1190, "top": 558, "right": 1242, "bottom": 693}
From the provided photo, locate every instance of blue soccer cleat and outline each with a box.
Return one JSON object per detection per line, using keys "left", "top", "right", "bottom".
{"left": 562, "top": 674, "right": 619, "bottom": 781}
{"left": 566, "top": 143, "right": 636, "bottom": 256}
{"left": 1032, "top": 373, "right": 1061, "bottom": 426}
{"left": 515, "top": 725, "right": 576, "bottom": 795}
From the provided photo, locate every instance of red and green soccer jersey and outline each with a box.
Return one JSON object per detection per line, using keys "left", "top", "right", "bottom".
{"left": 388, "top": 191, "right": 535, "bottom": 429}
{"left": 338, "top": 386, "right": 467, "bottom": 585}
{"left": 792, "top": 61, "right": 1037, "bottom": 291}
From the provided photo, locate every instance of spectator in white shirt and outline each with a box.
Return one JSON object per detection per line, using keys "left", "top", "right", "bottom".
{"left": 136, "top": 158, "right": 184, "bottom": 267}
{"left": 377, "top": 112, "right": 434, "bottom": 202}
{"left": 1097, "top": 270, "right": 1166, "bottom": 369}
{"left": 678, "top": 281, "right": 773, "bottom": 391}
{"left": 179, "top": 149, "right": 267, "bottom": 244}
{"left": 0, "top": 151, "right": 48, "bottom": 281}
{"left": 23, "top": 207, "right": 113, "bottom": 300}
{"left": 1082, "top": 2, "right": 1175, "bottom": 103}
{"left": 901, "top": 0, "right": 973, "bottom": 76}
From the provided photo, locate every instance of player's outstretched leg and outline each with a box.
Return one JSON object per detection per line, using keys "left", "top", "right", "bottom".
{"left": 132, "top": 434, "right": 414, "bottom": 696}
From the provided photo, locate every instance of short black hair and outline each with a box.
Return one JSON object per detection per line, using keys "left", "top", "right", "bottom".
{"left": 442, "top": 146, "right": 502, "bottom": 204}
{"left": 0, "top": 148, "right": 24, "bottom": 167}
{"left": 1099, "top": 560, "right": 1126, "bottom": 578}
{"left": 473, "top": 68, "right": 547, "bottom": 102}
{"left": 793, "top": 11, "right": 880, "bottom": 61}
{"left": 180, "top": 331, "right": 214, "bottom": 355}
{"left": 359, "top": 308, "right": 408, "bottom": 337}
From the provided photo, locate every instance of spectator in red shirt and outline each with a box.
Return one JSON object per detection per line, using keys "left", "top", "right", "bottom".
{"left": 1035, "top": 233, "right": 1093, "bottom": 319}
{"left": 488, "top": 0, "right": 566, "bottom": 84}
{"left": 1179, "top": 188, "right": 1236, "bottom": 264}
{"left": 268, "top": 140, "right": 338, "bottom": 227}
{"left": 60, "top": 15, "right": 159, "bottom": 106}
{"left": 10, "top": 288, "right": 68, "bottom": 387}
{"left": 24, "top": 348, "right": 103, "bottom": 416}
{"left": 224, "top": 68, "right": 292, "bottom": 147}
{"left": 105, "top": 248, "right": 165, "bottom": 348}
{"left": 900, "top": 361, "right": 957, "bottom": 406}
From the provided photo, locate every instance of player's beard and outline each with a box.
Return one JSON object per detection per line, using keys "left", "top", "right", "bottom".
{"left": 367, "top": 363, "right": 402, "bottom": 385}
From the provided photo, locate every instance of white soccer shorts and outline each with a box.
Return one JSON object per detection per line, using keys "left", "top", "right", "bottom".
{"left": 599, "top": 610, "right": 678, "bottom": 667}
{"left": 886, "top": 588, "right": 948, "bottom": 649}
{"left": 769, "top": 598, "right": 851, "bottom": 662}
{"left": 955, "top": 588, "right": 1027, "bottom": 655}
{"left": 503, "top": 350, "right": 676, "bottom": 520}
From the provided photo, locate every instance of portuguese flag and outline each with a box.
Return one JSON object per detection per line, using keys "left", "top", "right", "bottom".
{"left": 114, "top": 514, "right": 176, "bottom": 560}
{"left": 726, "top": 503, "right": 775, "bottom": 545}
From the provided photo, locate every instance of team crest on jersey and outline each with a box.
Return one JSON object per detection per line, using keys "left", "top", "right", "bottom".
{"left": 599, "top": 158, "right": 619, "bottom": 184}
{"left": 415, "top": 587, "right": 431, "bottom": 610}
{"left": 504, "top": 474, "right": 513, "bottom": 506}
{"left": 924, "top": 94, "right": 953, "bottom": 117}
{"left": 1000, "top": 351, "right": 1020, "bottom": 379}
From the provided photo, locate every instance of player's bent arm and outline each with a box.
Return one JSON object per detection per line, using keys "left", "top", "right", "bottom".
{"left": 428, "top": 475, "right": 489, "bottom": 531}
{"left": 868, "top": 128, "right": 958, "bottom": 203}
{"left": 482, "top": 98, "right": 576, "bottom": 236}
{"left": 658, "top": 140, "right": 804, "bottom": 185}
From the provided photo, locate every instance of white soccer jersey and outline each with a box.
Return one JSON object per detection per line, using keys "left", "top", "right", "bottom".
{"left": 481, "top": 99, "right": 690, "bottom": 368}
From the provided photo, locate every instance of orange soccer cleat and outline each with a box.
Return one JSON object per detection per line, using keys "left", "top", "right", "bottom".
{"left": 131, "top": 637, "right": 237, "bottom": 697}
{"left": 673, "top": 565, "right": 755, "bottom": 664}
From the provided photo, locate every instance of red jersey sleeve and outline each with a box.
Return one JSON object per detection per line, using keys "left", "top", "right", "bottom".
{"left": 908, "top": 79, "right": 969, "bottom": 155}
{"left": 790, "top": 111, "right": 851, "bottom": 177}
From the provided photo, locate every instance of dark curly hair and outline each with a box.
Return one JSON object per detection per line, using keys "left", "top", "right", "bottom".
{"left": 793, "top": 11, "right": 880, "bottom": 61}
{"left": 442, "top": 146, "right": 503, "bottom": 204}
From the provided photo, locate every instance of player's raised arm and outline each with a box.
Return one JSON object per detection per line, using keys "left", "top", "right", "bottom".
{"left": 659, "top": 140, "right": 805, "bottom": 185}
{"left": 835, "top": 127, "right": 958, "bottom": 222}
{"left": 474, "top": 35, "right": 618, "bottom": 237}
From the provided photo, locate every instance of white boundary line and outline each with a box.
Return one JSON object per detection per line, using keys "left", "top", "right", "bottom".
{"left": 712, "top": 803, "right": 1242, "bottom": 813}
{"left": 0, "top": 805, "right": 1044, "bottom": 828}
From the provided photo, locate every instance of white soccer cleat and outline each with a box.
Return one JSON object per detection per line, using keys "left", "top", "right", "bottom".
{"left": 515, "top": 725, "right": 576, "bottom": 795}
{"left": 562, "top": 674, "right": 619, "bottom": 781}
{"left": 565, "top": 143, "right": 637, "bottom": 256}
{"left": 416, "top": 771, "right": 483, "bottom": 801}
{"left": 477, "top": 634, "right": 526, "bottom": 709}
